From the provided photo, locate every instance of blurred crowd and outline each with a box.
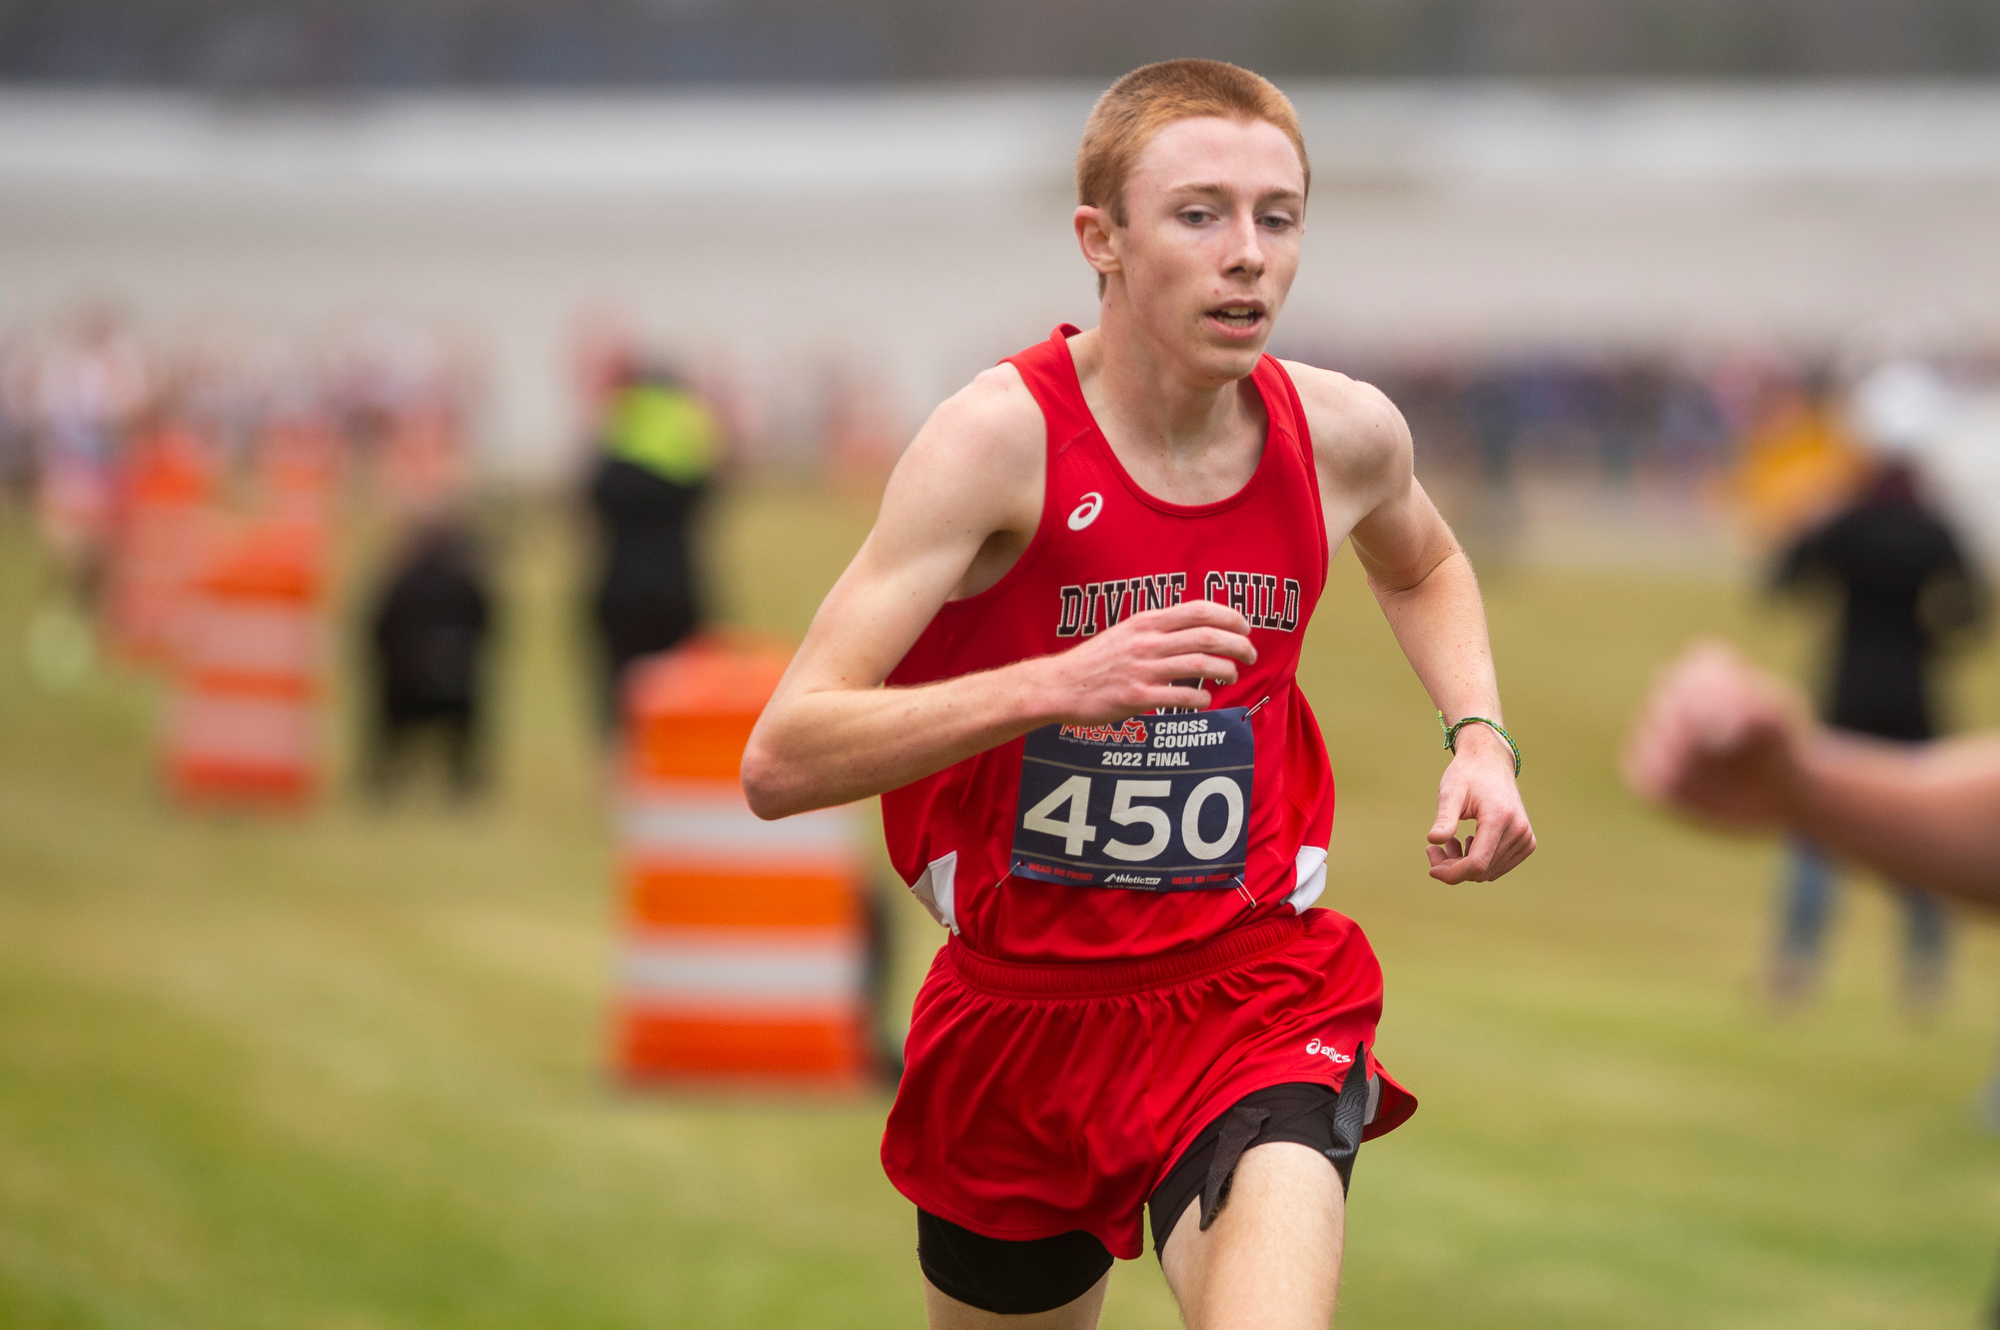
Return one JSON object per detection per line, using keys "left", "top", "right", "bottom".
{"left": 0, "top": 306, "right": 485, "bottom": 804}
{"left": 1332, "top": 343, "right": 1998, "bottom": 502}
{"left": 8, "top": 302, "right": 1998, "bottom": 815}
{"left": 0, "top": 304, "right": 742, "bottom": 806}
{"left": 0, "top": 308, "right": 475, "bottom": 595}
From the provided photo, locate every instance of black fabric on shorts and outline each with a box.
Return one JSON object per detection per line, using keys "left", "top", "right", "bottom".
{"left": 911, "top": 1060, "right": 1374, "bottom": 1305}
{"left": 916, "top": 1210, "right": 1114, "bottom": 1315}
{"left": 1148, "top": 1059, "right": 1372, "bottom": 1261}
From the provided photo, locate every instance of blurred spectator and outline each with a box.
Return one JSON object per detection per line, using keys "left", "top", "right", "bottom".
{"left": 1652, "top": 367, "right": 1733, "bottom": 487}
{"left": 1764, "top": 447, "right": 1986, "bottom": 1010}
{"left": 1602, "top": 360, "right": 1667, "bottom": 486}
{"left": 1724, "top": 365, "right": 1869, "bottom": 545}
{"left": 364, "top": 520, "right": 494, "bottom": 801}
{"left": 327, "top": 318, "right": 473, "bottom": 514}
{"left": 585, "top": 364, "right": 721, "bottom": 730}
{"left": 0, "top": 330, "right": 36, "bottom": 507}
{"left": 1759, "top": 359, "right": 1988, "bottom": 1010}
{"left": 32, "top": 308, "right": 149, "bottom": 599}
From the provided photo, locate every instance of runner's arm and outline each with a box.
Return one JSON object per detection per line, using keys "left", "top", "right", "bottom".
{"left": 741, "top": 369, "right": 1256, "bottom": 820}
{"left": 1792, "top": 735, "right": 2000, "bottom": 903}
{"left": 1624, "top": 640, "right": 2000, "bottom": 907}
{"left": 1288, "top": 365, "right": 1535, "bottom": 882}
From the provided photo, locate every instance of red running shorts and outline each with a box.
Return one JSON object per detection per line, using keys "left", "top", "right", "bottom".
{"left": 881, "top": 909, "right": 1417, "bottom": 1259}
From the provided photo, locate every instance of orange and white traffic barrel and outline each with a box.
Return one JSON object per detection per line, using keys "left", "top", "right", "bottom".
{"left": 614, "top": 636, "right": 880, "bottom": 1087}
{"left": 376, "top": 400, "right": 465, "bottom": 518}
{"left": 163, "top": 521, "right": 324, "bottom": 808}
{"left": 105, "top": 420, "right": 222, "bottom": 666}
{"left": 253, "top": 411, "right": 343, "bottom": 531}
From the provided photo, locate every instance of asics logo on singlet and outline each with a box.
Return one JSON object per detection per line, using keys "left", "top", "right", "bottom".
{"left": 1304, "top": 1038, "right": 1354, "bottom": 1065}
{"left": 1067, "top": 492, "right": 1105, "bottom": 530}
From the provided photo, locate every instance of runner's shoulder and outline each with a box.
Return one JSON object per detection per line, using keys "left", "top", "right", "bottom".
{"left": 876, "top": 362, "right": 1045, "bottom": 543}
{"left": 903, "top": 362, "right": 1045, "bottom": 478}
{"left": 1276, "top": 360, "right": 1412, "bottom": 487}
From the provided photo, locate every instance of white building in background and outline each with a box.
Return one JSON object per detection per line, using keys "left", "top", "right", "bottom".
{"left": 1, "top": 83, "right": 1999, "bottom": 483}
{"left": 1933, "top": 395, "right": 2000, "bottom": 564}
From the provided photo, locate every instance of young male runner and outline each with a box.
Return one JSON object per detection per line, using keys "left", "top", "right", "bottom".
{"left": 743, "top": 59, "right": 1536, "bottom": 1329}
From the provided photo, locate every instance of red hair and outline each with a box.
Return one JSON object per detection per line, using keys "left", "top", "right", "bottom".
{"left": 1076, "top": 59, "right": 1310, "bottom": 228}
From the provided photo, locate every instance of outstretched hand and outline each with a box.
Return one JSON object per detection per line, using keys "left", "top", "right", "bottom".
{"left": 1425, "top": 721, "right": 1536, "bottom": 882}
{"left": 1622, "top": 639, "right": 1807, "bottom": 831}
{"left": 1039, "top": 600, "right": 1257, "bottom": 722}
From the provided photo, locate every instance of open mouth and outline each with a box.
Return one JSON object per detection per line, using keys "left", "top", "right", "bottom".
{"left": 1206, "top": 304, "right": 1266, "bottom": 336}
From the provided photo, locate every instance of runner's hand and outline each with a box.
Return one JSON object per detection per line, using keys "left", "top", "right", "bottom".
{"left": 1426, "top": 723, "right": 1536, "bottom": 882}
{"left": 1621, "top": 639, "right": 1806, "bottom": 830}
{"left": 1037, "top": 601, "right": 1255, "bottom": 723}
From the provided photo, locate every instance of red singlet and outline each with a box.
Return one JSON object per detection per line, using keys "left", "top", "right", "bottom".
{"left": 879, "top": 326, "right": 1415, "bottom": 1257}
{"left": 883, "top": 325, "right": 1337, "bottom": 965}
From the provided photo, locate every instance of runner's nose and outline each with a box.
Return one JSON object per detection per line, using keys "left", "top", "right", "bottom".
{"left": 1223, "top": 211, "right": 1265, "bottom": 279}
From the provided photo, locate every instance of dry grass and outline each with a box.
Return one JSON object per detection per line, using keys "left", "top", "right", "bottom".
{"left": 2, "top": 486, "right": 1998, "bottom": 1328}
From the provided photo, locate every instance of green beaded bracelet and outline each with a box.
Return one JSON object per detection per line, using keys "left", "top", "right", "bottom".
{"left": 1436, "top": 710, "right": 1522, "bottom": 778}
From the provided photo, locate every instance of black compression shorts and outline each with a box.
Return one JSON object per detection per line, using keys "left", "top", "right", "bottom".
{"left": 916, "top": 1065, "right": 1370, "bottom": 1316}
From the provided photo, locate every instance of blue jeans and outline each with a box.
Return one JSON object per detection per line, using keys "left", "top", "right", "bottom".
{"left": 1778, "top": 837, "right": 1948, "bottom": 993}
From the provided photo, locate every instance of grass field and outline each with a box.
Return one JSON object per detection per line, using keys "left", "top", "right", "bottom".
{"left": 4, "top": 486, "right": 2000, "bottom": 1329}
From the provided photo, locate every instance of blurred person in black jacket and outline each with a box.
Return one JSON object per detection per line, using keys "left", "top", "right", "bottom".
{"left": 1766, "top": 452, "right": 1985, "bottom": 1010}
{"left": 585, "top": 365, "right": 721, "bottom": 731}
{"left": 365, "top": 520, "right": 494, "bottom": 800}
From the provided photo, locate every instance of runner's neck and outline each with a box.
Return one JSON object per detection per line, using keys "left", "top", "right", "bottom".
{"left": 1067, "top": 319, "right": 1268, "bottom": 506}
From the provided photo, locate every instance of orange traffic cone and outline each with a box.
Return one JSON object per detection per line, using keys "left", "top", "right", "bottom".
{"left": 163, "top": 521, "right": 324, "bottom": 808}
{"left": 614, "top": 635, "right": 879, "bottom": 1087}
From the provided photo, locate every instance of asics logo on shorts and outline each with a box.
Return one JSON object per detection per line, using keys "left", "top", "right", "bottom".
{"left": 1304, "top": 1038, "right": 1354, "bottom": 1064}
{"left": 1067, "top": 492, "right": 1104, "bottom": 530}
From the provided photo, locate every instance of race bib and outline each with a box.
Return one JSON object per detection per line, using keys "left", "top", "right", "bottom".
{"left": 1010, "top": 708, "right": 1254, "bottom": 891}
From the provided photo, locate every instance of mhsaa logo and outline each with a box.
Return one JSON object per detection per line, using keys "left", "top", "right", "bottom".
{"left": 1305, "top": 1038, "right": 1354, "bottom": 1065}
{"left": 1059, "top": 717, "right": 1149, "bottom": 745}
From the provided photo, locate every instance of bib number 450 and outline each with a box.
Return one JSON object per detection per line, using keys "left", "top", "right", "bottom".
{"left": 1020, "top": 774, "right": 1244, "bottom": 862}
{"left": 1010, "top": 706, "right": 1254, "bottom": 891}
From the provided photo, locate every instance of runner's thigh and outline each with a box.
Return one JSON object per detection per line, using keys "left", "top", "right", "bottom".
{"left": 1160, "top": 1143, "right": 1343, "bottom": 1330}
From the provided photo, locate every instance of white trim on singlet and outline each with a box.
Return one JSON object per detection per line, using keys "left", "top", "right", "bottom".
{"left": 911, "top": 850, "right": 960, "bottom": 934}
{"left": 1287, "top": 845, "right": 1328, "bottom": 914}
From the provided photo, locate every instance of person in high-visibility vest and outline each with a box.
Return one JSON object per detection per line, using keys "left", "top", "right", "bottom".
{"left": 585, "top": 366, "right": 721, "bottom": 730}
